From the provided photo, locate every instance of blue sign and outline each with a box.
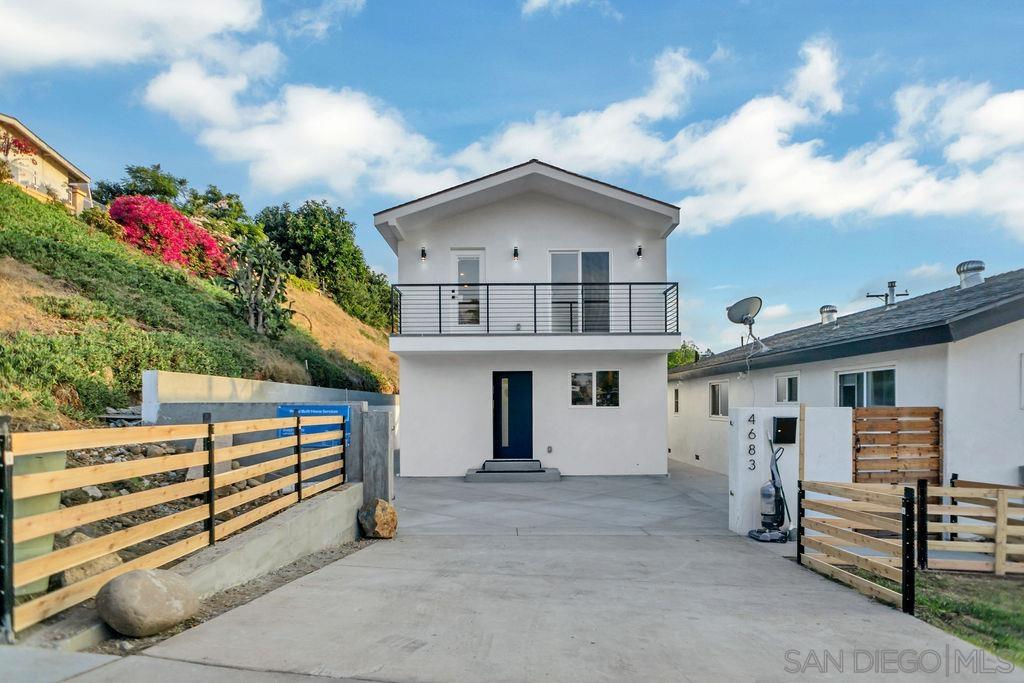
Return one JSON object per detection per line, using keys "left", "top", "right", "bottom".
{"left": 276, "top": 404, "right": 349, "bottom": 449}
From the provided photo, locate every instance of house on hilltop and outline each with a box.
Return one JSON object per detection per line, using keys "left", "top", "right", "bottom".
{"left": 1, "top": 113, "right": 93, "bottom": 214}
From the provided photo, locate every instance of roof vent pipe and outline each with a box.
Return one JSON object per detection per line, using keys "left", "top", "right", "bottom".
{"left": 956, "top": 260, "right": 985, "bottom": 289}
{"left": 819, "top": 304, "right": 838, "bottom": 325}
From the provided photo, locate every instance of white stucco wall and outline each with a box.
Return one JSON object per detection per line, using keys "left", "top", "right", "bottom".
{"left": 396, "top": 191, "right": 666, "bottom": 285}
{"left": 727, "top": 406, "right": 852, "bottom": 535}
{"left": 945, "top": 319, "right": 1024, "bottom": 485}
{"left": 400, "top": 351, "right": 668, "bottom": 476}
{"left": 669, "top": 343, "right": 949, "bottom": 475}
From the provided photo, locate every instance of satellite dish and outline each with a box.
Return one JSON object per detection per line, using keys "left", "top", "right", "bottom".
{"left": 727, "top": 296, "right": 762, "bottom": 326}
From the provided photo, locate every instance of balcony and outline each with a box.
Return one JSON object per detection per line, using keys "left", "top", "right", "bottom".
{"left": 389, "top": 282, "right": 679, "bottom": 353}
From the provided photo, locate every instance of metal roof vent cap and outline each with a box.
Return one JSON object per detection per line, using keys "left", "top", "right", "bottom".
{"left": 956, "top": 260, "right": 985, "bottom": 289}
{"left": 819, "top": 304, "right": 838, "bottom": 325}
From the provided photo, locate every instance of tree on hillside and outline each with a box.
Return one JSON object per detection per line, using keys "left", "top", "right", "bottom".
{"left": 94, "top": 164, "right": 188, "bottom": 205}
{"left": 226, "top": 237, "right": 294, "bottom": 336}
{"left": 668, "top": 340, "right": 703, "bottom": 368}
{"left": 181, "top": 185, "right": 264, "bottom": 239}
{"left": 257, "top": 200, "right": 391, "bottom": 328}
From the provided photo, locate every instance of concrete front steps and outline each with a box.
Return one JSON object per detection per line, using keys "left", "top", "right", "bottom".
{"left": 464, "top": 459, "right": 561, "bottom": 482}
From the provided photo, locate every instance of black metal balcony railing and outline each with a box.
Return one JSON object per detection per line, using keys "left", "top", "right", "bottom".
{"left": 390, "top": 282, "right": 679, "bottom": 336}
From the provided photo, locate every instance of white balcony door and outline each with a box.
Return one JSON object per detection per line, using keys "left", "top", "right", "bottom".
{"left": 449, "top": 250, "right": 485, "bottom": 333}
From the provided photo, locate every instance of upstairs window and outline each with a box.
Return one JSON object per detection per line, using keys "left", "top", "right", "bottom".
{"left": 709, "top": 381, "right": 729, "bottom": 417}
{"left": 838, "top": 368, "right": 895, "bottom": 408}
{"left": 775, "top": 374, "right": 799, "bottom": 403}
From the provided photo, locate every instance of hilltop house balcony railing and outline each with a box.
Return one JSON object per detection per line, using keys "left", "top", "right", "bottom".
{"left": 390, "top": 282, "right": 679, "bottom": 336}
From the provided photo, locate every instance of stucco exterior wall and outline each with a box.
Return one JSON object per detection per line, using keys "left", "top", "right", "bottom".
{"left": 396, "top": 191, "right": 666, "bottom": 285}
{"left": 400, "top": 351, "right": 668, "bottom": 476}
{"left": 945, "top": 319, "right": 1024, "bottom": 485}
{"left": 669, "top": 343, "right": 949, "bottom": 475}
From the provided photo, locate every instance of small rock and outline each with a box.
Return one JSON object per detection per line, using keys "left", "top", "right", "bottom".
{"left": 128, "top": 445, "right": 142, "bottom": 455}
{"left": 49, "top": 423, "right": 61, "bottom": 431}
{"left": 175, "top": 446, "right": 188, "bottom": 454}
{"left": 144, "top": 445, "right": 163, "bottom": 458}
{"left": 62, "top": 532, "right": 122, "bottom": 586}
{"left": 118, "top": 489, "right": 130, "bottom": 496}
{"left": 358, "top": 499, "right": 398, "bottom": 539}
{"left": 246, "top": 479, "right": 262, "bottom": 488}
{"left": 230, "top": 461, "right": 240, "bottom": 470}
{"left": 96, "top": 569, "right": 198, "bottom": 637}
{"left": 116, "top": 640, "right": 132, "bottom": 654}
{"left": 83, "top": 485, "right": 103, "bottom": 500}
{"left": 227, "top": 485, "right": 240, "bottom": 495}
{"left": 61, "top": 489, "right": 89, "bottom": 506}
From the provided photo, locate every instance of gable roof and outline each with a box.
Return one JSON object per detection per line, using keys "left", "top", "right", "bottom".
{"left": 670, "top": 267, "right": 1024, "bottom": 381}
{"left": 0, "top": 113, "right": 90, "bottom": 184}
{"left": 373, "top": 159, "right": 680, "bottom": 253}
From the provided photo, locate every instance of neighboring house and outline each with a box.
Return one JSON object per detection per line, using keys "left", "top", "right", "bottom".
{"left": 376, "top": 160, "right": 680, "bottom": 476}
{"left": 0, "top": 113, "right": 92, "bottom": 213}
{"left": 668, "top": 262, "right": 1024, "bottom": 485}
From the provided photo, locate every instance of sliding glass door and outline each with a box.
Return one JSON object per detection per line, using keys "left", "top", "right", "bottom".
{"left": 549, "top": 251, "right": 609, "bottom": 333}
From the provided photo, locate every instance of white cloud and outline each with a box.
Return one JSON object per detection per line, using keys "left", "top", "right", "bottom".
{"left": 284, "top": 0, "right": 366, "bottom": 39}
{"left": 0, "top": 1, "right": 260, "bottom": 72}
{"left": 759, "top": 303, "right": 792, "bottom": 321}
{"left": 521, "top": 0, "right": 621, "bottom": 19}
{"left": 453, "top": 48, "right": 706, "bottom": 176}
{"left": 198, "top": 85, "right": 460, "bottom": 197}
{"left": 787, "top": 38, "right": 843, "bottom": 114}
{"left": 908, "top": 262, "right": 944, "bottom": 279}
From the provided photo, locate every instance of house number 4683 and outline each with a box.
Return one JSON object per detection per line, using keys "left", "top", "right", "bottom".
{"left": 747, "top": 414, "right": 756, "bottom": 470}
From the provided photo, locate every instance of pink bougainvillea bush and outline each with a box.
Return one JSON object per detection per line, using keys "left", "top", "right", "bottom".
{"left": 109, "top": 195, "right": 229, "bottom": 277}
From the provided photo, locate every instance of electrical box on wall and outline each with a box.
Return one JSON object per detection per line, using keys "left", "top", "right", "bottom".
{"left": 773, "top": 416, "right": 798, "bottom": 445}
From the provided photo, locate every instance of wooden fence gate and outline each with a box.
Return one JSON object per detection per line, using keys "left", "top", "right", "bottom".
{"left": 853, "top": 407, "right": 942, "bottom": 484}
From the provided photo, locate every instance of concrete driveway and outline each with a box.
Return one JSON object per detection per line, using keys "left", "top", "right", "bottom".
{"left": 59, "top": 461, "right": 1010, "bottom": 681}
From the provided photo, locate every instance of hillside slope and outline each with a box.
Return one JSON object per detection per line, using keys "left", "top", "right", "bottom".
{"left": 288, "top": 285, "right": 398, "bottom": 393}
{"left": 0, "top": 183, "right": 394, "bottom": 428}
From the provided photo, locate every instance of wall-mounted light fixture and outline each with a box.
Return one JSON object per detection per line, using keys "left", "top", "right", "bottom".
{"left": 420, "top": 246, "right": 427, "bottom": 262}
{"left": 513, "top": 245, "right": 520, "bottom": 262}
{"left": 636, "top": 245, "right": 643, "bottom": 261}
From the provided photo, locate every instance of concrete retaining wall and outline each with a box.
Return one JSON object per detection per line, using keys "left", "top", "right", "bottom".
{"left": 174, "top": 483, "right": 363, "bottom": 598}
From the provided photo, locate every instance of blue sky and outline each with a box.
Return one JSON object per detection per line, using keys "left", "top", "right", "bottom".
{"left": 2, "top": 1, "right": 1022, "bottom": 350}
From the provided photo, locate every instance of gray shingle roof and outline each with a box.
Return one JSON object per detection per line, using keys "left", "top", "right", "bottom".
{"left": 670, "top": 267, "right": 1024, "bottom": 380}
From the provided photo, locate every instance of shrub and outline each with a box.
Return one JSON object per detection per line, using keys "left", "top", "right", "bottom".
{"left": 80, "top": 206, "right": 123, "bottom": 239}
{"left": 226, "top": 237, "right": 293, "bottom": 336}
{"left": 0, "top": 159, "right": 11, "bottom": 182}
{"left": 109, "top": 195, "right": 229, "bottom": 277}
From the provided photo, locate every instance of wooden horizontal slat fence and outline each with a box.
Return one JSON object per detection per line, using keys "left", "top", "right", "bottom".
{"left": 797, "top": 480, "right": 915, "bottom": 614}
{"left": 919, "top": 477, "right": 1024, "bottom": 575}
{"left": 0, "top": 413, "right": 344, "bottom": 641}
{"left": 853, "top": 407, "right": 942, "bottom": 485}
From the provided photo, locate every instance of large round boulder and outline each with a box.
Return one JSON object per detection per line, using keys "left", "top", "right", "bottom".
{"left": 96, "top": 569, "right": 198, "bottom": 637}
{"left": 359, "top": 498, "right": 398, "bottom": 538}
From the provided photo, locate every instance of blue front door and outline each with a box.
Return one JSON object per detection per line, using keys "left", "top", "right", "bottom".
{"left": 492, "top": 371, "right": 533, "bottom": 459}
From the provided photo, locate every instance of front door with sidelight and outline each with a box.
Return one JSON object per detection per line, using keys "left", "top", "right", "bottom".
{"left": 492, "top": 371, "right": 533, "bottom": 459}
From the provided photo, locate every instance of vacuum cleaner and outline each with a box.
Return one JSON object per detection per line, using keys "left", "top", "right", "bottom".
{"left": 747, "top": 438, "right": 792, "bottom": 543}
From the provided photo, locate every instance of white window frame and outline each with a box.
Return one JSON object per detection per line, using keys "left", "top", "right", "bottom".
{"left": 774, "top": 372, "right": 800, "bottom": 404}
{"left": 708, "top": 380, "right": 729, "bottom": 420}
{"left": 834, "top": 364, "right": 897, "bottom": 408}
{"left": 569, "top": 369, "right": 621, "bottom": 408}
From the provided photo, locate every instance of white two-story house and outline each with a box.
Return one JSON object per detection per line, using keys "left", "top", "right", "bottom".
{"left": 375, "top": 160, "right": 681, "bottom": 477}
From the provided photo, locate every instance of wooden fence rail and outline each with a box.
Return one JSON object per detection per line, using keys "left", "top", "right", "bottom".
{"left": 0, "top": 413, "right": 345, "bottom": 641}
{"left": 852, "top": 407, "right": 942, "bottom": 485}
{"left": 798, "top": 480, "right": 916, "bottom": 614}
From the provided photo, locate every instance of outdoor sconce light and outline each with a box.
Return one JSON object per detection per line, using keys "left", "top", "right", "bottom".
{"left": 420, "top": 246, "right": 427, "bottom": 262}
{"left": 636, "top": 245, "right": 643, "bottom": 261}
{"left": 513, "top": 245, "right": 520, "bottom": 261}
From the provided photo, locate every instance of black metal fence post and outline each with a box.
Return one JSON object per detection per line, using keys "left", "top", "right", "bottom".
{"left": 533, "top": 284, "right": 537, "bottom": 333}
{"left": 294, "top": 411, "right": 303, "bottom": 502}
{"left": 485, "top": 284, "right": 490, "bottom": 334}
{"left": 1, "top": 416, "right": 15, "bottom": 643}
{"left": 949, "top": 472, "right": 959, "bottom": 541}
{"left": 339, "top": 416, "right": 346, "bottom": 484}
{"left": 628, "top": 284, "right": 632, "bottom": 333}
{"left": 389, "top": 285, "right": 395, "bottom": 334}
{"left": 437, "top": 285, "right": 442, "bottom": 334}
{"left": 901, "top": 486, "right": 916, "bottom": 615}
{"left": 917, "top": 479, "right": 929, "bottom": 570}
{"left": 203, "top": 412, "right": 216, "bottom": 546}
{"left": 796, "top": 481, "right": 805, "bottom": 566}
